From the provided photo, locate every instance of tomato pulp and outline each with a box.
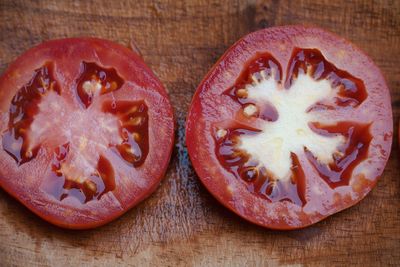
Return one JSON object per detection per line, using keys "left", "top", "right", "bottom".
{"left": 0, "top": 38, "right": 174, "bottom": 229}
{"left": 186, "top": 26, "right": 393, "bottom": 229}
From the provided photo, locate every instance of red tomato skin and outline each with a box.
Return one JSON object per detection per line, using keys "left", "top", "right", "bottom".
{"left": 186, "top": 25, "right": 393, "bottom": 230}
{"left": 0, "top": 38, "right": 175, "bottom": 229}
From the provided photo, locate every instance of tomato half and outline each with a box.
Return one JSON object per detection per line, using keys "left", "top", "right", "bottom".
{"left": 0, "top": 38, "right": 174, "bottom": 229}
{"left": 186, "top": 26, "right": 393, "bottom": 230}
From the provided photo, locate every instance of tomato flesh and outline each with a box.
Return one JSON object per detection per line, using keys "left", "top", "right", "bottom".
{"left": 186, "top": 26, "right": 392, "bottom": 229}
{"left": 0, "top": 38, "right": 174, "bottom": 229}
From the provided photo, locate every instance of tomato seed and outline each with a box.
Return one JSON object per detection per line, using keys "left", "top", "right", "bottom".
{"left": 132, "top": 132, "right": 140, "bottom": 142}
{"left": 236, "top": 89, "right": 248, "bottom": 98}
{"left": 243, "top": 104, "right": 257, "bottom": 117}
{"left": 84, "top": 180, "right": 97, "bottom": 193}
{"left": 240, "top": 166, "right": 259, "bottom": 182}
{"left": 216, "top": 129, "right": 227, "bottom": 139}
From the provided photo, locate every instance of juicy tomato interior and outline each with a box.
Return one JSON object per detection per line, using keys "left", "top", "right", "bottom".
{"left": 186, "top": 26, "right": 392, "bottom": 229}
{"left": 0, "top": 38, "right": 174, "bottom": 229}
{"left": 218, "top": 47, "right": 371, "bottom": 208}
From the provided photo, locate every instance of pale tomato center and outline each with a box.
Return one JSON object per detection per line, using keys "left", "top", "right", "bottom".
{"left": 238, "top": 73, "right": 345, "bottom": 181}
{"left": 30, "top": 91, "right": 121, "bottom": 177}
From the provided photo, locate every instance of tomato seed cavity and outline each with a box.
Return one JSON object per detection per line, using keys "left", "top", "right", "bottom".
{"left": 102, "top": 100, "right": 149, "bottom": 167}
{"left": 76, "top": 62, "right": 124, "bottom": 108}
{"left": 306, "top": 122, "right": 372, "bottom": 188}
{"left": 215, "top": 127, "right": 306, "bottom": 206}
{"left": 48, "top": 141, "right": 115, "bottom": 204}
{"left": 287, "top": 48, "right": 367, "bottom": 109}
{"left": 3, "top": 62, "right": 60, "bottom": 165}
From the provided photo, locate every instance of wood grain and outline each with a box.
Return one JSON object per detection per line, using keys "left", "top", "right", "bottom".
{"left": 0, "top": 0, "right": 399, "bottom": 266}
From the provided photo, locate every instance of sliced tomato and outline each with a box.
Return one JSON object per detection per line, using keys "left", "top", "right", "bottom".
{"left": 186, "top": 26, "right": 393, "bottom": 229}
{"left": 0, "top": 38, "right": 174, "bottom": 229}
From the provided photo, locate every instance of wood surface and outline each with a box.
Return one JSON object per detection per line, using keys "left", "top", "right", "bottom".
{"left": 0, "top": 0, "right": 399, "bottom": 266}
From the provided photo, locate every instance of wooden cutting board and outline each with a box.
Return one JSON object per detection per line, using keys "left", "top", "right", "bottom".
{"left": 0, "top": 0, "right": 399, "bottom": 266}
